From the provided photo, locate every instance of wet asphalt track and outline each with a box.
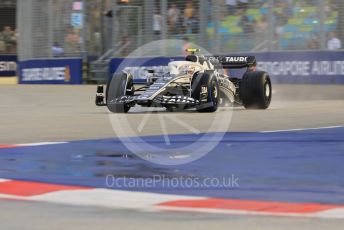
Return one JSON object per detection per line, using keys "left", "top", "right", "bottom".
{"left": 0, "top": 84, "right": 344, "bottom": 229}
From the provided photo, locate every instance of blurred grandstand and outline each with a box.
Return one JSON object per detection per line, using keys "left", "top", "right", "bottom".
{"left": 0, "top": 0, "right": 16, "bottom": 54}
{"left": 10, "top": 0, "right": 344, "bottom": 82}
{"left": 13, "top": 0, "right": 344, "bottom": 83}
{"left": 13, "top": 0, "right": 343, "bottom": 59}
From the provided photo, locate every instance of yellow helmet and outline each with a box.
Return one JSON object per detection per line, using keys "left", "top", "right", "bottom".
{"left": 185, "top": 48, "right": 200, "bottom": 54}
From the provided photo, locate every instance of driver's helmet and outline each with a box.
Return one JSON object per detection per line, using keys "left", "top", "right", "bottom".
{"left": 168, "top": 62, "right": 179, "bottom": 75}
{"left": 168, "top": 62, "right": 198, "bottom": 76}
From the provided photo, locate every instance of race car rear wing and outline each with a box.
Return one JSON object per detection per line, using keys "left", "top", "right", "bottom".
{"left": 184, "top": 49, "right": 256, "bottom": 69}
{"left": 206, "top": 56, "right": 257, "bottom": 69}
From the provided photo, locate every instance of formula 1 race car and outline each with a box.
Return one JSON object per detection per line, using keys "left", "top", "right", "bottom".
{"left": 95, "top": 49, "right": 272, "bottom": 113}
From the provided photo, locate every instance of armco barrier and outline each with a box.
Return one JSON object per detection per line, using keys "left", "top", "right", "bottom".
{"left": 0, "top": 55, "right": 17, "bottom": 77}
{"left": 109, "top": 51, "right": 344, "bottom": 84}
{"left": 18, "top": 58, "right": 83, "bottom": 84}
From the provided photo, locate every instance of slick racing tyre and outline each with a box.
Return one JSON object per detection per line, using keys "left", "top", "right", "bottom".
{"left": 192, "top": 71, "right": 219, "bottom": 112}
{"left": 106, "top": 72, "right": 134, "bottom": 113}
{"left": 240, "top": 71, "right": 271, "bottom": 109}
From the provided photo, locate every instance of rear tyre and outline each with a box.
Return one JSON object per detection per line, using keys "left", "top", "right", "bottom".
{"left": 106, "top": 72, "right": 133, "bottom": 113}
{"left": 192, "top": 72, "right": 219, "bottom": 112}
{"left": 240, "top": 71, "right": 271, "bottom": 109}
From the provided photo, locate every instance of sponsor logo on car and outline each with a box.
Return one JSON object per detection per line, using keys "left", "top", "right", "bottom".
{"left": 224, "top": 57, "right": 248, "bottom": 63}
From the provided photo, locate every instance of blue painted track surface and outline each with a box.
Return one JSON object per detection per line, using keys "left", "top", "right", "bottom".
{"left": 0, "top": 127, "right": 343, "bottom": 204}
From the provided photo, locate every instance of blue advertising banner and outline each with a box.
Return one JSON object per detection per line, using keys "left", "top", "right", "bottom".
{"left": 109, "top": 51, "right": 344, "bottom": 84}
{"left": 0, "top": 55, "right": 17, "bottom": 77}
{"left": 18, "top": 58, "right": 83, "bottom": 84}
{"left": 249, "top": 50, "right": 344, "bottom": 84}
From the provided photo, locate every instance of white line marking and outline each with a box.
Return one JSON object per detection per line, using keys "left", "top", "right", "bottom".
{"left": 312, "top": 208, "right": 344, "bottom": 219}
{"left": 159, "top": 115, "right": 171, "bottom": 145}
{"left": 0, "top": 179, "right": 10, "bottom": 183}
{"left": 1, "top": 186, "right": 343, "bottom": 219}
{"left": 137, "top": 112, "right": 152, "bottom": 133}
{"left": 260, "top": 125, "right": 344, "bottom": 133}
{"left": 169, "top": 154, "right": 190, "bottom": 159}
{"left": 166, "top": 115, "right": 201, "bottom": 134}
{"left": 16, "top": 142, "right": 68, "bottom": 147}
{"left": 156, "top": 206, "right": 344, "bottom": 219}
{"left": 30, "top": 189, "right": 205, "bottom": 210}
{"left": 0, "top": 194, "right": 23, "bottom": 199}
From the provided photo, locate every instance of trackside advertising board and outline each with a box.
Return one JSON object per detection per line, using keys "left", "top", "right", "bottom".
{"left": 109, "top": 51, "right": 344, "bottom": 84}
{"left": 18, "top": 58, "right": 82, "bottom": 84}
{"left": 253, "top": 50, "right": 344, "bottom": 84}
{"left": 0, "top": 55, "right": 17, "bottom": 77}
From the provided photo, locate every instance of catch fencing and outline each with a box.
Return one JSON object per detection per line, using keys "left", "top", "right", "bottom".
{"left": 14, "top": 0, "right": 344, "bottom": 84}
{"left": 16, "top": 0, "right": 344, "bottom": 60}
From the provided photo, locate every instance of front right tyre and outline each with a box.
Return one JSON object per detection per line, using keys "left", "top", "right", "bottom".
{"left": 106, "top": 72, "right": 133, "bottom": 113}
{"left": 191, "top": 71, "right": 219, "bottom": 112}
